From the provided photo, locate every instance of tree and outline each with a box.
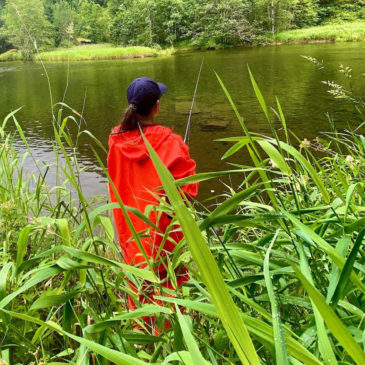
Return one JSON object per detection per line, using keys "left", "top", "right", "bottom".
{"left": 53, "top": 0, "right": 75, "bottom": 46}
{"left": 0, "top": 0, "right": 10, "bottom": 53}
{"left": 186, "top": 0, "right": 255, "bottom": 45}
{"left": 292, "top": 0, "right": 319, "bottom": 27}
{"left": 2, "top": 0, "right": 53, "bottom": 59}
{"left": 74, "top": 0, "right": 110, "bottom": 42}
{"left": 109, "top": 0, "right": 151, "bottom": 46}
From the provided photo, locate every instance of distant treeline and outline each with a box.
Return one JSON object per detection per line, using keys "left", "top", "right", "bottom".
{"left": 0, "top": 0, "right": 364, "bottom": 57}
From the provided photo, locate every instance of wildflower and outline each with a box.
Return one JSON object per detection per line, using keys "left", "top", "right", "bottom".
{"left": 269, "top": 159, "right": 278, "bottom": 168}
{"left": 322, "top": 80, "right": 352, "bottom": 100}
{"left": 295, "top": 175, "right": 308, "bottom": 192}
{"left": 312, "top": 137, "right": 324, "bottom": 151}
{"left": 0, "top": 201, "right": 16, "bottom": 213}
{"left": 339, "top": 64, "right": 352, "bottom": 79}
{"left": 44, "top": 277, "right": 54, "bottom": 289}
{"left": 345, "top": 154, "right": 360, "bottom": 170}
{"left": 301, "top": 55, "right": 324, "bottom": 69}
{"left": 298, "top": 175, "right": 308, "bottom": 186}
{"left": 299, "top": 138, "right": 310, "bottom": 149}
{"left": 28, "top": 347, "right": 40, "bottom": 360}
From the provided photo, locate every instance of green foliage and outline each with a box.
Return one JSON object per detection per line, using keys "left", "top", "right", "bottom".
{"left": 187, "top": 0, "right": 256, "bottom": 46}
{"left": 0, "top": 3, "right": 10, "bottom": 53}
{"left": 0, "top": 0, "right": 364, "bottom": 59}
{"left": 0, "top": 43, "right": 173, "bottom": 61}
{"left": 74, "top": 0, "right": 110, "bottom": 43}
{"left": 275, "top": 20, "right": 365, "bottom": 43}
{"left": 292, "top": 0, "right": 320, "bottom": 27}
{"left": 109, "top": 0, "right": 257, "bottom": 47}
{"left": 1, "top": 0, "right": 53, "bottom": 60}
{"left": 318, "top": 0, "right": 365, "bottom": 23}
{"left": 1, "top": 59, "right": 365, "bottom": 364}
{"left": 53, "top": 0, "right": 75, "bottom": 46}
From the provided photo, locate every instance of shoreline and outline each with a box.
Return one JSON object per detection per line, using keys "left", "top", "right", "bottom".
{"left": 1, "top": 21, "right": 364, "bottom": 63}
{"left": 0, "top": 44, "right": 174, "bottom": 63}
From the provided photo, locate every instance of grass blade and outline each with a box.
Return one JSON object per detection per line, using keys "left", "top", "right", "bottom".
{"left": 283, "top": 211, "right": 365, "bottom": 293}
{"left": 257, "top": 140, "right": 291, "bottom": 175}
{"left": 263, "top": 230, "right": 289, "bottom": 365}
{"left": 0, "top": 309, "right": 148, "bottom": 365}
{"left": 16, "top": 226, "right": 32, "bottom": 270}
{"left": 331, "top": 229, "right": 365, "bottom": 307}
{"left": 291, "top": 265, "right": 365, "bottom": 364}
{"left": 175, "top": 305, "right": 210, "bottom": 365}
{"left": 141, "top": 130, "right": 260, "bottom": 364}
{"left": 297, "top": 243, "right": 338, "bottom": 365}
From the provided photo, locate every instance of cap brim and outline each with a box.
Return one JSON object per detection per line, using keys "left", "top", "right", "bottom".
{"left": 157, "top": 82, "right": 168, "bottom": 95}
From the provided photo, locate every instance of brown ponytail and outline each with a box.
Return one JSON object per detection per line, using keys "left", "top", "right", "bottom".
{"left": 114, "top": 103, "right": 156, "bottom": 133}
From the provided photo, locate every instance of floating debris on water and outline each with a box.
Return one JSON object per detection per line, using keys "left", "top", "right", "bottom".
{"left": 175, "top": 101, "right": 200, "bottom": 115}
{"left": 200, "top": 119, "right": 229, "bottom": 131}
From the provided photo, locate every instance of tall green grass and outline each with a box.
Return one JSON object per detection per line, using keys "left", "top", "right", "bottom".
{"left": 1, "top": 60, "right": 365, "bottom": 364}
{"left": 274, "top": 21, "right": 365, "bottom": 43}
{"left": 0, "top": 43, "right": 174, "bottom": 62}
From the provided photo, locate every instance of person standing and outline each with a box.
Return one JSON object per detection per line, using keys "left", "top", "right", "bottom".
{"left": 107, "top": 77, "right": 198, "bottom": 331}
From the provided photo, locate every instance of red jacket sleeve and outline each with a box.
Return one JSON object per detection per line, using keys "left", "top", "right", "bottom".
{"left": 166, "top": 133, "right": 199, "bottom": 199}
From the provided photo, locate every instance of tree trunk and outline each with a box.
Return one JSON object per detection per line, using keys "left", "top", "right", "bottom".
{"left": 271, "top": 0, "right": 275, "bottom": 35}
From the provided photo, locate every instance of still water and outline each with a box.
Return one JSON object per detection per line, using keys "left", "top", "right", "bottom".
{"left": 0, "top": 43, "right": 364, "bottom": 200}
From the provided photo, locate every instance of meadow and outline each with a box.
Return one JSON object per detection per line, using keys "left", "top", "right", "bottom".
{"left": 0, "top": 61, "right": 365, "bottom": 364}
{"left": 274, "top": 21, "right": 365, "bottom": 44}
{"left": 0, "top": 44, "right": 173, "bottom": 62}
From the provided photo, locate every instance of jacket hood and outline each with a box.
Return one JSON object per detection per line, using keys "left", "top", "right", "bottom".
{"left": 109, "top": 125, "right": 173, "bottom": 161}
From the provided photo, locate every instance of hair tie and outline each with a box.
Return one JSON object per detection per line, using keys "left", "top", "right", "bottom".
{"left": 129, "top": 103, "right": 138, "bottom": 112}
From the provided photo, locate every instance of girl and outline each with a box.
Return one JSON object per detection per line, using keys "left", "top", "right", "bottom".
{"left": 107, "top": 77, "right": 198, "bottom": 330}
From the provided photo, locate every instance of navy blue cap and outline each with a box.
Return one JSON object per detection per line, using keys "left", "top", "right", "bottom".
{"left": 127, "top": 77, "right": 167, "bottom": 113}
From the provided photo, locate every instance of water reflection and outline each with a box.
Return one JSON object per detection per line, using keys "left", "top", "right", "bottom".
{"left": 1, "top": 42, "right": 364, "bottom": 200}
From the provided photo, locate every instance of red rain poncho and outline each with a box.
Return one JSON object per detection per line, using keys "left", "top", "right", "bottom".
{"left": 107, "top": 124, "right": 198, "bottom": 313}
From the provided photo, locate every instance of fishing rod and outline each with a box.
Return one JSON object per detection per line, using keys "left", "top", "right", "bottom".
{"left": 184, "top": 58, "right": 204, "bottom": 145}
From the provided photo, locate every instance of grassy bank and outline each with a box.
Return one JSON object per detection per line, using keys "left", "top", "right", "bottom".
{"left": 1, "top": 21, "right": 365, "bottom": 63}
{"left": 0, "top": 43, "right": 174, "bottom": 62}
{"left": 274, "top": 21, "right": 365, "bottom": 44}
{"left": 1, "top": 62, "right": 365, "bottom": 364}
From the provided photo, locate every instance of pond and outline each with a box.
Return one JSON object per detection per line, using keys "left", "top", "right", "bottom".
{"left": 0, "top": 42, "right": 364, "bottom": 201}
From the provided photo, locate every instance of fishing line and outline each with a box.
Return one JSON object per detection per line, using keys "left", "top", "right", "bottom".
{"left": 184, "top": 58, "right": 204, "bottom": 145}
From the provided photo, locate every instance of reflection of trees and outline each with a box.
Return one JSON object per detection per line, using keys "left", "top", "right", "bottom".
{"left": 1, "top": 44, "right": 363, "bottom": 197}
